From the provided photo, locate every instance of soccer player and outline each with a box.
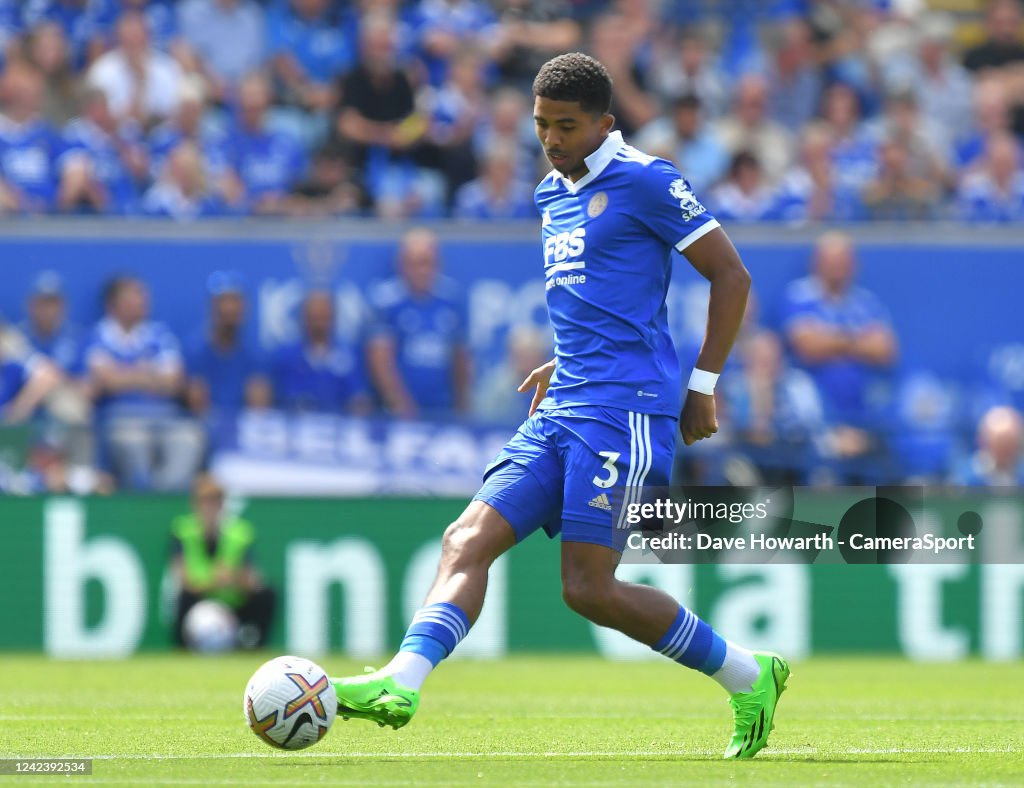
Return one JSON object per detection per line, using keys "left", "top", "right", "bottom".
{"left": 332, "top": 53, "right": 790, "bottom": 759}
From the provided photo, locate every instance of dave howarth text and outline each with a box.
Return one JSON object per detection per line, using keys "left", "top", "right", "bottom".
{"left": 624, "top": 498, "right": 770, "bottom": 525}
{"left": 627, "top": 532, "right": 833, "bottom": 551}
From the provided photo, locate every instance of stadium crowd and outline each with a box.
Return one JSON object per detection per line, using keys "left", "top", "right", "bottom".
{"left": 0, "top": 0, "right": 1022, "bottom": 220}
{"left": 1, "top": 228, "right": 1023, "bottom": 494}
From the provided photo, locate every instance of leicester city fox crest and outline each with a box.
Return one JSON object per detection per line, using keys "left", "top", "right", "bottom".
{"left": 669, "top": 178, "right": 706, "bottom": 222}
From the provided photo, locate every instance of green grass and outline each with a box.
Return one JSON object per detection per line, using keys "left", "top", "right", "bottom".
{"left": 1, "top": 654, "right": 1021, "bottom": 786}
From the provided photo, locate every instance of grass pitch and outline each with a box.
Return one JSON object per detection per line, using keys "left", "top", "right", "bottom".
{"left": 1, "top": 654, "right": 1021, "bottom": 786}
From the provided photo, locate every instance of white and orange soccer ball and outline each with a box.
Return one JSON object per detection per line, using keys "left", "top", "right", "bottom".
{"left": 243, "top": 656, "right": 337, "bottom": 750}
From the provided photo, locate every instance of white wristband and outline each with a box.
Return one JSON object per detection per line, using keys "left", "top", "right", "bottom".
{"left": 687, "top": 368, "right": 719, "bottom": 395}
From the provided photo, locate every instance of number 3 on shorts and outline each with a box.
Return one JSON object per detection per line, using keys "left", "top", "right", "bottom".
{"left": 592, "top": 451, "right": 621, "bottom": 488}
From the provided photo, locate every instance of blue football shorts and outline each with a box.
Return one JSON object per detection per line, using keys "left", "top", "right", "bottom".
{"left": 472, "top": 405, "right": 676, "bottom": 550}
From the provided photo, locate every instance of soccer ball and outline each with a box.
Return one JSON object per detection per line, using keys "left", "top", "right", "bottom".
{"left": 182, "top": 600, "right": 237, "bottom": 653}
{"left": 243, "top": 656, "right": 337, "bottom": 750}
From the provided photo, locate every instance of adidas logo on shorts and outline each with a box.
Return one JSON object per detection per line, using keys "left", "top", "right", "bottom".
{"left": 588, "top": 493, "right": 612, "bottom": 511}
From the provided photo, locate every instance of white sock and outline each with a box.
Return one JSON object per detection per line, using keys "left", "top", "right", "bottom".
{"left": 379, "top": 651, "right": 434, "bottom": 692}
{"left": 711, "top": 641, "right": 761, "bottom": 695}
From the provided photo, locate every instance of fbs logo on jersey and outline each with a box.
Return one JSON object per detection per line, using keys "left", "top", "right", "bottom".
{"left": 588, "top": 493, "right": 613, "bottom": 511}
{"left": 669, "top": 178, "right": 707, "bottom": 222}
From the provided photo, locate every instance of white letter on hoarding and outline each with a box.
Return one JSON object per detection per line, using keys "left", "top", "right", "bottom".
{"left": 890, "top": 564, "right": 969, "bottom": 660}
{"left": 714, "top": 565, "right": 810, "bottom": 660}
{"left": 981, "top": 502, "right": 1024, "bottom": 660}
{"left": 44, "top": 498, "right": 146, "bottom": 657}
{"left": 286, "top": 538, "right": 386, "bottom": 657}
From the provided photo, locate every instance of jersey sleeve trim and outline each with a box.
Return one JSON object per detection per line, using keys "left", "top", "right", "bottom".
{"left": 674, "top": 218, "right": 720, "bottom": 252}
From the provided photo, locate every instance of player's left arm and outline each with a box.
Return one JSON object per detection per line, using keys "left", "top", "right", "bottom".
{"left": 679, "top": 227, "right": 751, "bottom": 445}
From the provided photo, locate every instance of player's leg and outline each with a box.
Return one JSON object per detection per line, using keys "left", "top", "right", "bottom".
{"left": 561, "top": 539, "right": 790, "bottom": 757}
{"left": 331, "top": 416, "right": 562, "bottom": 730}
{"left": 555, "top": 407, "right": 790, "bottom": 758}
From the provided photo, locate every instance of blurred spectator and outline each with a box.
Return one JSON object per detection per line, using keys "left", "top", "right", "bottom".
{"left": 186, "top": 271, "right": 270, "bottom": 421}
{"left": 85, "top": 10, "right": 183, "bottom": 126}
{"left": 721, "top": 329, "right": 824, "bottom": 485}
{"left": 368, "top": 228, "right": 470, "bottom": 418}
{"left": 891, "top": 371, "right": 959, "bottom": 483}
{"left": 0, "top": 61, "right": 62, "bottom": 214}
{"left": 227, "top": 72, "right": 306, "bottom": 215}
{"left": 453, "top": 140, "right": 534, "bottom": 220}
{"left": 763, "top": 17, "right": 822, "bottom": 135}
{"left": 633, "top": 93, "right": 728, "bottom": 195}
{"left": 148, "top": 77, "right": 240, "bottom": 207}
{"left": 819, "top": 81, "right": 877, "bottom": 193}
{"left": 20, "top": 0, "right": 107, "bottom": 69}
{"left": 0, "top": 321, "right": 59, "bottom": 425}
{"left": 710, "top": 150, "right": 776, "bottom": 222}
{"left": 474, "top": 323, "right": 551, "bottom": 425}
{"left": 872, "top": 88, "right": 951, "bottom": 190}
{"left": 774, "top": 124, "right": 864, "bottom": 223}
{"left": 963, "top": 0, "right": 1024, "bottom": 73}
{"left": 714, "top": 74, "right": 792, "bottom": 185}
{"left": 781, "top": 232, "right": 898, "bottom": 479}
{"left": 955, "top": 405, "right": 1024, "bottom": 486}
{"left": 898, "top": 13, "right": 974, "bottom": 145}
{"left": 651, "top": 29, "right": 728, "bottom": 121}
{"left": 955, "top": 77, "right": 1016, "bottom": 169}
{"left": 411, "top": 0, "right": 498, "bottom": 88}
{"left": 490, "top": 0, "right": 581, "bottom": 89}
{"left": 861, "top": 135, "right": 941, "bottom": 221}
{"left": 333, "top": 12, "right": 439, "bottom": 218}
{"left": 286, "top": 146, "right": 366, "bottom": 217}
{"left": 421, "top": 49, "right": 489, "bottom": 201}
{"left": 589, "top": 11, "right": 655, "bottom": 137}
{"left": 85, "top": 276, "right": 204, "bottom": 491}
{"left": 18, "top": 270, "right": 83, "bottom": 377}
{"left": 957, "top": 130, "right": 1024, "bottom": 223}
{"left": 964, "top": 0, "right": 1024, "bottom": 135}
{"left": 267, "top": 0, "right": 354, "bottom": 112}
{"left": 17, "top": 270, "right": 92, "bottom": 461}
{"left": 171, "top": 474, "right": 275, "bottom": 649}
{"left": 272, "top": 290, "right": 368, "bottom": 414}
{"left": 57, "top": 86, "right": 148, "bottom": 214}
{"left": 141, "top": 139, "right": 226, "bottom": 219}
{"left": 113, "top": 0, "right": 177, "bottom": 54}
{"left": 473, "top": 87, "right": 537, "bottom": 184}
{"left": 24, "top": 20, "right": 78, "bottom": 127}
{"left": 176, "top": 0, "right": 265, "bottom": 103}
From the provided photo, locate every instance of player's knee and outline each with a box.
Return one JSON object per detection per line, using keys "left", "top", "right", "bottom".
{"left": 561, "top": 574, "right": 616, "bottom": 622}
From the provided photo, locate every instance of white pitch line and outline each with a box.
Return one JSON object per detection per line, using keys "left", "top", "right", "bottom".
{"left": 16, "top": 747, "right": 1019, "bottom": 761}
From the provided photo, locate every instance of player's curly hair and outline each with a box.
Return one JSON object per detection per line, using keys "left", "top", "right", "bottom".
{"left": 532, "top": 53, "right": 613, "bottom": 116}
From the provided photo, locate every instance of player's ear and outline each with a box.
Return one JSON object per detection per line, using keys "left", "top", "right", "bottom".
{"left": 600, "top": 113, "right": 615, "bottom": 134}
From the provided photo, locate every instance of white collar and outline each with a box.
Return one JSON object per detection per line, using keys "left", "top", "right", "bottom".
{"left": 555, "top": 130, "right": 625, "bottom": 194}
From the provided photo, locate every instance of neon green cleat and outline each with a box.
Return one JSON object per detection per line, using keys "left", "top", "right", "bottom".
{"left": 723, "top": 652, "right": 791, "bottom": 759}
{"left": 330, "top": 669, "right": 419, "bottom": 731}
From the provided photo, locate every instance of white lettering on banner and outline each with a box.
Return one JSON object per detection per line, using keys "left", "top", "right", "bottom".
{"left": 286, "top": 539, "right": 386, "bottom": 657}
{"left": 591, "top": 565, "right": 694, "bottom": 660}
{"left": 404, "top": 540, "right": 507, "bottom": 658}
{"left": 981, "top": 502, "right": 1024, "bottom": 660}
{"left": 714, "top": 565, "right": 810, "bottom": 660}
{"left": 44, "top": 499, "right": 146, "bottom": 657}
{"left": 890, "top": 563, "right": 970, "bottom": 661}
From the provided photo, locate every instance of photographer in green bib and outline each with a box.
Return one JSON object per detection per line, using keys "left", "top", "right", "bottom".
{"left": 171, "top": 474, "right": 275, "bottom": 649}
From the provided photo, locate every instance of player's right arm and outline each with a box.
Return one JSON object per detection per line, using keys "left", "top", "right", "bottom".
{"left": 517, "top": 358, "right": 556, "bottom": 416}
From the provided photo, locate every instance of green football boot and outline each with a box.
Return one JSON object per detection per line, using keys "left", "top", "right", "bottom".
{"left": 723, "top": 652, "right": 791, "bottom": 759}
{"left": 331, "top": 668, "right": 419, "bottom": 730}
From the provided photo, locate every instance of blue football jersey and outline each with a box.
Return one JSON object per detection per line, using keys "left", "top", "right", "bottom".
{"left": 534, "top": 130, "right": 719, "bottom": 418}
